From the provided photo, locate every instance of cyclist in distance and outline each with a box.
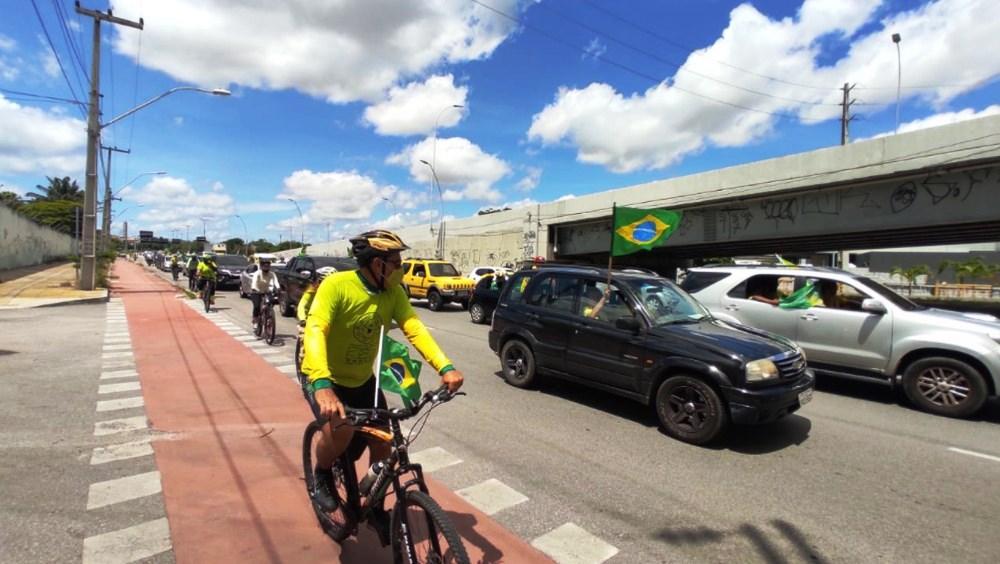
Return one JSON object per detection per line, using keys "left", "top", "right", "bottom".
{"left": 301, "top": 229, "right": 464, "bottom": 534}
{"left": 196, "top": 252, "right": 218, "bottom": 301}
{"left": 249, "top": 257, "right": 281, "bottom": 329}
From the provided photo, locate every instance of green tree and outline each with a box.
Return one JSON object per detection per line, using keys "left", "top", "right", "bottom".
{"left": 224, "top": 237, "right": 245, "bottom": 254}
{"left": 0, "top": 190, "right": 22, "bottom": 210}
{"left": 938, "top": 258, "right": 998, "bottom": 284}
{"left": 249, "top": 238, "right": 276, "bottom": 253}
{"left": 25, "top": 176, "right": 83, "bottom": 202}
{"left": 890, "top": 264, "right": 931, "bottom": 294}
{"left": 19, "top": 200, "right": 80, "bottom": 234}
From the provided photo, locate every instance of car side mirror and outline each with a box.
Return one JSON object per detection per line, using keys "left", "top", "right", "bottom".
{"left": 615, "top": 317, "right": 642, "bottom": 333}
{"left": 299, "top": 269, "right": 311, "bottom": 278}
{"left": 861, "top": 298, "right": 887, "bottom": 315}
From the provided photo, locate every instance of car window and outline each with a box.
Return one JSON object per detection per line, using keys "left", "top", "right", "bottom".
{"left": 402, "top": 262, "right": 411, "bottom": 274}
{"left": 855, "top": 276, "right": 925, "bottom": 311}
{"left": 809, "top": 278, "right": 870, "bottom": 312}
{"left": 429, "top": 263, "right": 459, "bottom": 277}
{"left": 475, "top": 268, "right": 492, "bottom": 276}
{"left": 502, "top": 273, "right": 532, "bottom": 303}
{"left": 580, "top": 280, "right": 637, "bottom": 325}
{"left": 680, "top": 271, "right": 732, "bottom": 293}
{"left": 526, "top": 274, "right": 579, "bottom": 314}
{"left": 624, "top": 277, "right": 709, "bottom": 325}
{"left": 412, "top": 264, "right": 426, "bottom": 277}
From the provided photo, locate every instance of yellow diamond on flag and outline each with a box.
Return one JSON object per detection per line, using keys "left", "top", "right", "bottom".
{"left": 616, "top": 214, "right": 671, "bottom": 246}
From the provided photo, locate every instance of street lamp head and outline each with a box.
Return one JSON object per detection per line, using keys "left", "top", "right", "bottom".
{"left": 419, "top": 159, "right": 431, "bottom": 167}
{"left": 892, "top": 32, "right": 901, "bottom": 43}
{"left": 211, "top": 88, "right": 232, "bottom": 96}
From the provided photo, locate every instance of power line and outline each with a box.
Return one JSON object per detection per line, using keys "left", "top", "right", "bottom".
{"left": 29, "top": 0, "right": 86, "bottom": 119}
{"left": 0, "top": 87, "right": 86, "bottom": 106}
{"left": 51, "top": 0, "right": 88, "bottom": 80}
{"left": 538, "top": 0, "right": 843, "bottom": 107}
{"left": 124, "top": 3, "right": 146, "bottom": 184}
{"left": 470, "top": 0, "right": 817, "bottom": 122}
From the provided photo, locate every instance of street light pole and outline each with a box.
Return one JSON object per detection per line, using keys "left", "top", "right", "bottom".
{"left": 287, "top": 198, "right": 305, "bottom": 250}
{"left": 892, "top": 32, "right": 902, "bottom": 134}
{"left": 381, "top": 196, "right": 397, "bottom": 216}
{"left": 419, "top": 160, "right": 445, "bottom": 259}
{"left": 430, "top": 104, "right": 464, "bottom": 190}
{"left": 234, "top": 214, "right": 249, "bottom": 255}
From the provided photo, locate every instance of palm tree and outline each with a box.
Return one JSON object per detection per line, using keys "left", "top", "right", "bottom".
{"left": 25, "top": 176, "right": 83, "bottom": 202}
{"left": 0, "top": 190, "right": 22, "bottom": 210}
{"left": 890, "top": 264, "right": 931, "bottom": 295}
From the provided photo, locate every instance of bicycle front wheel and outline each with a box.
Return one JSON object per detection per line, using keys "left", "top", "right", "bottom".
{"left": 391, "top": 490, "right": 469, "bottom": 564}
{"left": 264, "top": 309, "right": 276, "bottom": 344}
{"left": 302, "top": 421, "right": 356, "bottom": 542}
{"left": 203, "top": 287, "right": 211, "bottom": 312}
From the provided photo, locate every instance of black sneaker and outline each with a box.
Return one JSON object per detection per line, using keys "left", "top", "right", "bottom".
{"left": 368, "top": 507, "right": 392, "bottom": 546}
{"left": 312, "top": 467, "right": 339, "bottom": 512}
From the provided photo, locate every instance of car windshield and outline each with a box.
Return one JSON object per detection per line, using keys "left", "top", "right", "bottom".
{"left": 313, "top": 256, "right": 356, "bottom": 270}
{"left": 624, "top": 278, "right": 710, "bottom": 325}
{"left": 855, "top": 276, "right": 926, "bottom": 311}
{"left": 429, "top": 263, "right": 460, "bottom": 277}
{"left": 216, "top": 256, "right": 249, "bottom": 267}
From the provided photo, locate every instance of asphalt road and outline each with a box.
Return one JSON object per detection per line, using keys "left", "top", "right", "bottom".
{"left": 151, "top": 266, "right": 1000, "bottom": 563}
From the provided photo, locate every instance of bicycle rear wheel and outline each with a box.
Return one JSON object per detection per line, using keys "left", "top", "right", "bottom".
{"left": 302, "top": 421, "right": 356, "bottom": 542}
{"left": 264, "top": 308, "right": 276, "bottom": 344}
{"left": 391, "top": 490, "right": 469, "bottom": 564}
{"left": 203, "top": 285, "right": 211, "bottom": 312}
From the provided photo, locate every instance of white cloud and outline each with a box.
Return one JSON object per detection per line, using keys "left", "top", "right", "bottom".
{"left": 131, "top": 176, "right": 236, "bottom": 229}
{"left": 582, "top": 37, "right": 606, "bottom": 61}
{"left": 67, "top": 20, "right": 81, "bottom": 33}
{"left": 0, "top": 95, "right": 85, "bottom": 175}
{"left": 515, "top": 166, "right": 542, "bottom": 191}
{"left": 110, "top": 0, "right": 519, "bottom": 103}
{"left": 863, "top": 105, "right": 1000, "bottom": 140}
{"left": 501, "top": 198, "right": 537, "bottom": 210}
{"left": 363, "top": 74, "right": 467, "bottom": 136}
{"left": 387, "top": 136, "right": 510, "bottom": 202}
{"left": 555, "top": 194, "right": 576, "bottom": 201}
{"left": 237, "top": 201, "right": 295, "bottom": 214}
{"left": 41, "top": 47, "right": 59, "bottom": 78}
{"left": 528, "top": 0, "right": 1000, "bottom": 173}
{"left": 0, "top": 35, "right": 15, "bottom": 52}
{"left": 277, "top": 169, "right": 427, "bottom": 225}
{"left": 173, "top": 116, "right": 184, "bottom": 126}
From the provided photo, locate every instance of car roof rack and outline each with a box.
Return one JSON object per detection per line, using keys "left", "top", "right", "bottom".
{"left": 693, "top": 264, "right": 849, "bottom": 274}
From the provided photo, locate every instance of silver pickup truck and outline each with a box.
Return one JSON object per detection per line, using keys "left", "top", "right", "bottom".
{"left": 683, "top": 265, "right": 1000, "bottom": 418}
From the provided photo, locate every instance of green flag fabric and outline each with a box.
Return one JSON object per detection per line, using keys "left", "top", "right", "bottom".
{"left": 778, "top": 281, "right": 823, "bottom": 310}
{"left": 379, "top": 335, "right": 422, "bottom": 407}
{"left": 612, "top": 206, "right": 683, "bottom": 256}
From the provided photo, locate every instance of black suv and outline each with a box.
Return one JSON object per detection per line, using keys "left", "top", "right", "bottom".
{"left": 488, "top": 265, "right": 815, "bottom": 445}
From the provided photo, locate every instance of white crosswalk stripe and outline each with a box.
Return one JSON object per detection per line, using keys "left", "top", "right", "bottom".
{"left": 87, "top": 471, "right": 162, "bottom": 510}
{"left": 90, "top": 439, "right": 154, "bottom": 465}
{"left": 94, "top": 416, "right": 148, "bottom": 436}
{"left": 82, "top": 517, "right": 172, "bottom": 564}
{"left": 99, "top": 381, "right": 142, "bottom": 394}
{"left": 531, "top": 523, "right": 619, "bottom": 564}
{"left": 456, "top": 479, "right": 529, "bottom": 516}
{"left": 96, "top": 396, "right": 144, "bottom": 412}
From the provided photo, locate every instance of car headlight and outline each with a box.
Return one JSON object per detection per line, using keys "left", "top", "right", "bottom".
{"left": 745, "top": 359, "right": 779, "bottom": 382}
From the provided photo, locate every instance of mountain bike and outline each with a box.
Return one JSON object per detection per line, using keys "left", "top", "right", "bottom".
{"left": 302, "top": 387, "right": 469, "bottom": 563}
{"left": 294, "top": 325, "right": 308, "bottom": 399}
{"left": 202, "top": 279, "right": 216, "bottom": 313}
{"left": 255, "top": 291, "right": 278, "bottom": 345}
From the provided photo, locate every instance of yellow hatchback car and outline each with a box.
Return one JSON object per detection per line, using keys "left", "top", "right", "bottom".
{"left": 401, "top": 259, "right": 475, "bottom": 311}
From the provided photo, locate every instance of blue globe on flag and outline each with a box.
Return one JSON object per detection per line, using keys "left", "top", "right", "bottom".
{"left": 631, "top": 220, "right": 658, "bottom": 243}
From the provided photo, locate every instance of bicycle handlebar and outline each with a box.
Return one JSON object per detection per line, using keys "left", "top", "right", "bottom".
{"left": 319, "top": 385, "right": 464, "bottom": 427}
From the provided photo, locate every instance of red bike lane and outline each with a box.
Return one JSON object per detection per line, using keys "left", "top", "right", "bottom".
{"left": 113, "top": 261, "right": 550, "bottom": 563}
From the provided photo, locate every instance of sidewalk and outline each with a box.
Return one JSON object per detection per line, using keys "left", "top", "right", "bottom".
{"left": 0, "top": 261, "right": 107, "bottom": 309}
{"left": 112, "top": 260, "right": 549, "bottom": 563}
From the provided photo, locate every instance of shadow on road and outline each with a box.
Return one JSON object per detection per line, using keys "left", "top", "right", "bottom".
{"left": 653, "top": 519, "right": 829, "bottom": 564}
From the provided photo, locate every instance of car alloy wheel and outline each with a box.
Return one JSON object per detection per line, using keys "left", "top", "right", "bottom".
{"left": 903, "top": 357, "right": 988, "bottom": 418}
{"left": 655, "top": 376, "right": 728, "bottom": 445}
{"left": 470, "top": 303, "right": 486, "bottom": 324}
{"left": 500, "top": 340, "right": 535, "bottom": 388}
{"left": 427, "top": 290, "right": 443, "bottom": 311}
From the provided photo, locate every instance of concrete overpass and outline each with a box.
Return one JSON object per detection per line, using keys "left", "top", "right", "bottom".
{"left": 297, "top": 114, "right": 1000, "bottom": 274}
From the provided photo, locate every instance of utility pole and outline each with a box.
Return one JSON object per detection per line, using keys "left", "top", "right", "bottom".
{"left": 101, "top": 145, "right": 130, "bottom": 251}
{"left": 840, "top": 83, "right": 856, "bottom": 145}
{"left": 76, "top": 3, "right": 143, "bottom": 290}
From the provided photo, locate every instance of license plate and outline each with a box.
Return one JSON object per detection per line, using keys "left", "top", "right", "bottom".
{"left": 798, "top": 389, "right": 813, "bottom": 406}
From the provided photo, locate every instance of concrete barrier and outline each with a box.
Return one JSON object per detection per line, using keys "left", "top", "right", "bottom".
{"left": 0, "top": 206, "right": 76, "bottom": 270}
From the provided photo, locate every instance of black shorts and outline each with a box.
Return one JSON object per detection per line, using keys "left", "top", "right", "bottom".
{"left": 306, "top": 376, "right": 387, "bottom": 420}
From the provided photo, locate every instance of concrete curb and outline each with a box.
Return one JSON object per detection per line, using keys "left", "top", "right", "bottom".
{"left": 22, "top": 289, "right": 110, "bottom": 309}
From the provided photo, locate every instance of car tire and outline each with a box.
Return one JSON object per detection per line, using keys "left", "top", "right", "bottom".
{"left": 902, "top": 357, "right": 988, "bottom": 418}
{"left": 460, "top": 299, "right": 469, "bottom": 311}
{"left": 469, "top": 303, "right": 487, "bottom": 324}
{"left": 655, "top": 376, "right": 728, "bottom": 445}
{"left": 500, "top": 340, "right": 536, "bottom": 388}
{"left": 427, "top": 290, "right": 443, "bottom": 311}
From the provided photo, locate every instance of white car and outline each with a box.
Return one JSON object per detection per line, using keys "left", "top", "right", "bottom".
{"left": 467, "top": 266, "right": 508, "bottom": 283}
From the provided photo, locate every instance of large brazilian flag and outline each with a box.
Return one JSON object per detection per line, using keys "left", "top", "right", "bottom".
{"left": 612, "top": 206, "right": 683, "bottom": 256}
{"left": 379, "top": 335, "right": 422, "bottom": 407}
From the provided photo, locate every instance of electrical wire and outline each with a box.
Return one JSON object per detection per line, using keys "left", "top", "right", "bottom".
{"left": 470, "top": 0, "right": 816, "bottom": 122}
{"left": 124, "top": 1, "right": 146, "bottom": 186}
{"left": 29, "top": 0, "right": 86, "bottom": 119}
{"left": 537, "top": 0, "right": 845, "bottom": 107}
{"left": 0, "top": 87, "right": 86, "bottom": 106}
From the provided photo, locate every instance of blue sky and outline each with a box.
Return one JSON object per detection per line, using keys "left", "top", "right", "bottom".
{"left": 1, "top": 0, "right": 997, "bottom": 244}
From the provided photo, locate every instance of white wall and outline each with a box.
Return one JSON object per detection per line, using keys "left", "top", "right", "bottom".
{"left": 0, "top": 206, "right": 76, "bottom": 270}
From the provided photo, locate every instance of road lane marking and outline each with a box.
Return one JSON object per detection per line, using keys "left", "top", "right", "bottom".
{"left": 102, "top": 344, "right": 132, "bottom": 351}
{"left": 409, "top": 447, "right": 462, "bottom": 473}
{"left": 456, "top": 478, "right": 528, "bottom": 516}
{"left": 948, "top": 447, "right": 1000, "bottom": 463}
{"left": 103, "top": 338, "right": 132, "bottom": 345}
{"left": 234, "top": 335, "right": 256, "bottom": 341}
{"left": 531, "top": 523, "right": 619, "bottom": 564}
{"left": 276, "top": 364, "right": 297, "bottom": 375}
{"left": 90, "top": 439, "right": 154, "bottom": 465}
{"left": 96, "top": 396, "right": 145, "bottom": 412}
{"left": 102, "top": 352, "right": 134, "bottom": 360}
{"left": 82, "top": 517, "right": 171, "bottom": 564}
{"left": 94, "top": 415, "right": 148, "bottom": 436}
{"left": 99, "top": 382, "right": 142, "bottom": 394}
{"left": 101, "top": 369, "right": 138, "bottom": 380}
{"left": 102, "top": 361, "right": 135, "bottom": 371}
{"left": 87, "top": 471, "right": 162, "bottom": 509}
{"left": 104, "top": 332, "right": 130, "bottom": 339}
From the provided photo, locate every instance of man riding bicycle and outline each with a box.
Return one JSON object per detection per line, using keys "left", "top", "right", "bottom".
{"left": 249, "top": 257, "right": 281, "bottom": 329}
{"left": 301, "top": 229, "right": 464, "bottom": 537}
{"left": 196, "top": 252, "right": 218, "bottom": 301}
{"left": 185, "top": 253, "right": 199, "bottom": 285}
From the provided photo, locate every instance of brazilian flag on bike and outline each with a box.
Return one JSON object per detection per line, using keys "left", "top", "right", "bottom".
{"left": 379, "top": 335, "right": 422, "bottom": 407}
{"left": 612, "top": 206, "right": 683, "bottom": 256}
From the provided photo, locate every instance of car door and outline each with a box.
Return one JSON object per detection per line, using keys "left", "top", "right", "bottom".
{"left": 566, "top": 279, "right": 645, "bottom": 392}
{"left": 794, "top": 277, "right": 893, "bottom": 373}
{"left": 409, "top": 263, "right": 428, "bottom": 298}
{"left": 522, "top": 273, "right": 580, "bottom": 373}
{"left": 721, "top": 274, "right": 801, "bottom": 341}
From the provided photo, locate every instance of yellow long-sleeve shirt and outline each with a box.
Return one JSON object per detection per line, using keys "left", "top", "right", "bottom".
{"left": 302, "top": 271, "right": 452, "bottom": 389}
{"left": 297, "top": 283, "right": 318, "bottom": 322}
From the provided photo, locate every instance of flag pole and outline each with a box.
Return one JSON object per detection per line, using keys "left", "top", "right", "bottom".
{"left": 373, "top": 324, "right": 385, "bottom": 408}
{"left": 607, "top": 202, "right": 616, "bottom": 290}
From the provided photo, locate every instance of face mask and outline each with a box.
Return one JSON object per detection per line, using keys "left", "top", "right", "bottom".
{"left": 377, "top": 259, "right": 403, "bottom": 290}
{"left": 262, "top": 265, "right": 270, "bottom": 272}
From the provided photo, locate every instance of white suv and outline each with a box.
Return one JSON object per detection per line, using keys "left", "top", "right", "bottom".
{"left": 682, "top": 265, "right": 1000, "bottom": 418}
